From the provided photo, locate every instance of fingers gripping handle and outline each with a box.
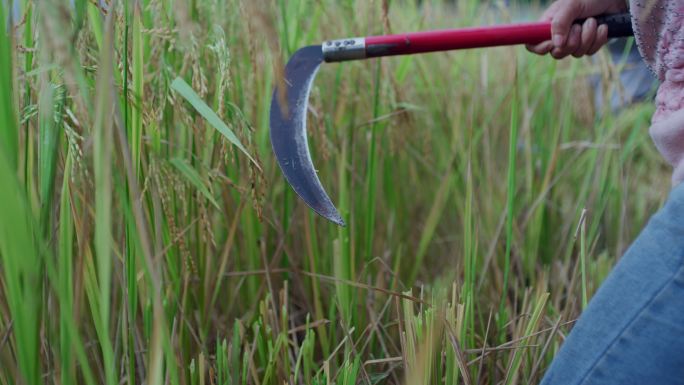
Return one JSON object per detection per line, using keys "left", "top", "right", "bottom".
{"left": 322, "top": 13, "right": 633, "bottom": 62}
{"left": 581, "top": 13, "right": 633, "bottom": 38}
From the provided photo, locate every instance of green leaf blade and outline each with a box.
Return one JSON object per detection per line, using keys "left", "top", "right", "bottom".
{"left": 171, "top": 77, "right": 259, "bottom": 168}
{"left": 170, "top": 157, "right": 220, "bottom": 209}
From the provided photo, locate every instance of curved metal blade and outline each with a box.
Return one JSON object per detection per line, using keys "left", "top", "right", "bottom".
{"left": 270, "top": 45, "right": 345, "bottom": 226}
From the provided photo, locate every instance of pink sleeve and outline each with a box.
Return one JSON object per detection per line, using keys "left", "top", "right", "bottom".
{"left": 631, "top": 0, "right": 684, "bottom": 185}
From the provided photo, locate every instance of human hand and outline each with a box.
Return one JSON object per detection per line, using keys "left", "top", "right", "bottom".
{"left": 526, "top": 0, "right": 629, "bottom": 59}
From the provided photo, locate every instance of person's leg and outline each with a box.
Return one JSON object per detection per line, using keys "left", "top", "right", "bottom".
{"left": 541, "top": 182, "right": 684, "bottom": 385}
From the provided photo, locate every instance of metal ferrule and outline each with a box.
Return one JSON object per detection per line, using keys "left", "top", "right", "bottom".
{"left": 322, "top": 37, "right": 366, "bottom": 62}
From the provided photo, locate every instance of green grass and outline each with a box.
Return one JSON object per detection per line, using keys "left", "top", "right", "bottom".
{"left": 0, "top": 0, "right": 669, "bottom": 384}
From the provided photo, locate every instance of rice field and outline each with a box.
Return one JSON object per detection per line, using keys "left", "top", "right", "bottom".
{"left": 0, "top": 0, "right": 669, "bottom": 384}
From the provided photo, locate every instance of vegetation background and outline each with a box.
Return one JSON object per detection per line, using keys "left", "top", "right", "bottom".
{"left": 0, "top": 0, "right": 669, "bottom": 384}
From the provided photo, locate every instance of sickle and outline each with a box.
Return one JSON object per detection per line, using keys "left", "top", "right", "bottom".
{"left": 270, "top": 14, "right": 633, "bottom": 226}
{"left": 270, "top": 46, "right": 346, "bottom": 225}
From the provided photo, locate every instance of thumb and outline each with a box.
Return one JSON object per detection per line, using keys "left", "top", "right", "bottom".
{"left": 551, "top": 2, "right": 583, "bottom": 47}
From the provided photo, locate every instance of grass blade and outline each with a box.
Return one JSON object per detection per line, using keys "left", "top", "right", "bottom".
{"left": 92, "top": 6, "right": 117, "bottom": 385}
{"left": 170, "top": 157, "right": 220, "bottom": 209}
{"left": 0, "top": 2, "right": 18, "bottom": 170}
{"left": 171, "top": 77, "right": 259, "bottom": 168}
{"left": 131, "top": 1, "right": 144, "bottom": 175}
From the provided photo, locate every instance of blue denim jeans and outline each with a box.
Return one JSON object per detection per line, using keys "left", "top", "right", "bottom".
{"left": 541, "top": 182, "right": 684, "bottom": 385}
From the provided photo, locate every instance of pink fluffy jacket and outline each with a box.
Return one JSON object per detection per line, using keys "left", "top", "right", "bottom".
{"left": 631, "top": 0, "right": 684, "bottom": 184}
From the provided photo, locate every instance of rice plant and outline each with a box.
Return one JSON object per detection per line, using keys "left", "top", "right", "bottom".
{"left": 0, "top": 0, "right": 666, "bottom": 384}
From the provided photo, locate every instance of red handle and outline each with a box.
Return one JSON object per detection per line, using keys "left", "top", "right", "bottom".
{"left": 365, "top": 22, "right": 552, "bottom": 58}
{"left": 321, "top": 13, "right": 632, "bottom": 62}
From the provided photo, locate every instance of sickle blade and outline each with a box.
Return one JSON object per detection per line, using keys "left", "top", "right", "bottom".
{"left": 270, "top": 45, "right": 345, "bottom": 226}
